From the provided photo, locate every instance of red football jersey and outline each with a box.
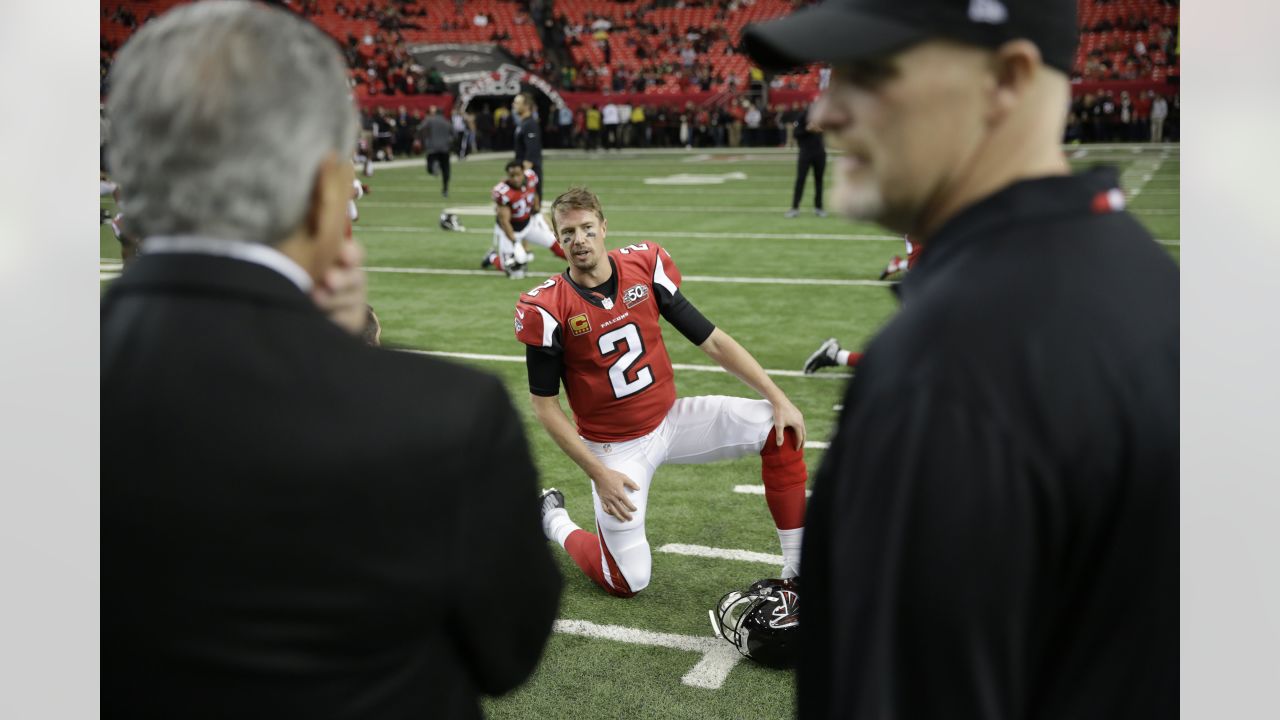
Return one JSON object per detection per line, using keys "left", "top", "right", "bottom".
{"left": 492, "top": 169, "right": 539, "bottom": 230}
{"left": 905, "top": 235, "right": 923, "bottom": 269}
{"left": 515, "top": 242, "right": 684, "bottom": 442}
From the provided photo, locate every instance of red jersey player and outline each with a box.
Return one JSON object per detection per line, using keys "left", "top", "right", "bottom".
{"left": 878, "top": 233, "right": 923, "bottom": 280}
{"left": 805, "top": 236, "right": 925, "bottom": 374}
{"left": 482, "top": 160, "right": 564, "bottom": 279}
{"left": 515, "top": 187, "right": 809, "bottom": 598}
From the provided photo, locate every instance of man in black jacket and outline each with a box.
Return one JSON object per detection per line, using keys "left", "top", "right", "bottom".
{"left": 513, "top": 91, "right": 545, "bottom": 200}
{"left": 785, "top": 100, "right": 828, "bottom": 218}
{"left": 101, "top": 4, "right": 561, "bottom": 718}
{"left": 745, "top": 0, "right": 1177, "bottom": 717}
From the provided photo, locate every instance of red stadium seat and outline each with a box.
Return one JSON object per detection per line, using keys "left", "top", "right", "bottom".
{"left": 101, "top": 0, "right": 1177, "bottom": 102}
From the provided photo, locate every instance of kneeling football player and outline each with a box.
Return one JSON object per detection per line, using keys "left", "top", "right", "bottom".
{"left": 484, "top": 160, "right": 565, "bottom": 279}
{"left": 516, "top": 187, "right": 808, "bottom": 597}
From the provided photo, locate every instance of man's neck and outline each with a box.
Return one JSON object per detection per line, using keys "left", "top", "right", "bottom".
{"left": 915, "top": 120, "right": 1069, "bottom": 242}
{"left": 570, "top": 257, "right": 613, "bottom": 288}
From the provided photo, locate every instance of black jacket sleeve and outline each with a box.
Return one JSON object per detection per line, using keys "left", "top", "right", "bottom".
{"left": 449, "top": 376, "right": 561, "bottom": 696}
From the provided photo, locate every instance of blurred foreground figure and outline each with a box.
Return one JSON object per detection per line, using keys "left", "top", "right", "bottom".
{"left": 745, "top": 1, "right": 1177, "bottom": 717}
{"left": 101, "top": 4, "right": 560, "bottom": 717}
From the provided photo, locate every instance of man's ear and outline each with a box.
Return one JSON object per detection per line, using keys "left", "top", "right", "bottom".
{"left": 988, "top": 39, "right": 1041, "bottom": 123}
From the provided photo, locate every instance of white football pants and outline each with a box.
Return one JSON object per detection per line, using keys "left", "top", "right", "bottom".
{"left": 494, "top": 213, "right": 557, "bottom": 267}
{"left": 580, "top": 395, "right": 775, "bottom": 593}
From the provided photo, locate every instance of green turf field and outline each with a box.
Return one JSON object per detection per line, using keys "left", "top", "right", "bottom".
{"left": 100, "top": 144, "right": 1179, "bottom": 719}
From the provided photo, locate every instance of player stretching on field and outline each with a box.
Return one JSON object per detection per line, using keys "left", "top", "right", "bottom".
{"left": 515, "top": 187, "right": 809, "bottom": 597}
{"left": 805, "top": 235, "right": 926, "bottom": 373}
{"left": 878, "top": 234, "right": 923, "bottom": 280}
{"left": 482, "top": 160, "right": 565, "bottom": 279}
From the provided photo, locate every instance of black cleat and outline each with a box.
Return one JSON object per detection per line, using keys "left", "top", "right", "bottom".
{"left": 879, "top": 255, "right": 903, "bottom": 281}
{"left": 539, "top": 488, "right": 566, "bottom": 540}
{"left": 803, "top": 338, "right": 841, "bottom": 375}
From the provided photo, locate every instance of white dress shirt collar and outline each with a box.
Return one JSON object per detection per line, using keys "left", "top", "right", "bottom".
{"left": 141, "top": 235, "right": 313, "bottom": 293}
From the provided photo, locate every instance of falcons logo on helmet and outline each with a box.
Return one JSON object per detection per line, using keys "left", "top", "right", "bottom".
{"left": 708, "top": 577, "right": 800, "bottom": 668}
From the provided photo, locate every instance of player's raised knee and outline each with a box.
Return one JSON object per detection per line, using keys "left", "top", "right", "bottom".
{"left": 622, "top": 566, "right": 651, "bottom": 595}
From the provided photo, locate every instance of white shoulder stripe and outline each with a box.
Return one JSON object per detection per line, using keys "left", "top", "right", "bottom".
{"left": 535, "top": 306, "right": 559, "bottom": 348}
{"left": 653, "top": 252, "right": 678, "bottom": 295}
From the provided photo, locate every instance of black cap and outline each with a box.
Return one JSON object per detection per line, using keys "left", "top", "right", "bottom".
{"left": 742, "top": 0, "right": 1078, "bottom": 75}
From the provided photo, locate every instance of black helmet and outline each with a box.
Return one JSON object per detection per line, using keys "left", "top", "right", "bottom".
{"left": 708, "top": 577, "right": 799, "bottom": 669}
{"left": 439, "top": 212, "right": 466, "bottom": 232}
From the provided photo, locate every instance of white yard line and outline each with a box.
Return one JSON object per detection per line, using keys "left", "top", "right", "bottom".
{"left": 358, "top": 225, "right": 903, "bottom": 241}
{"left": 376, "top": 186, "right": 815, "bottom": 196}
{"left": 553, "top": 619, "right": 744, "bottom": 690}
{"left": 362, "top": 265, "right": 892, "bottom": 288}
{"left": 1121, "top": 147, "right": 1172, "bottom": 201}
{"left": 353, "top": 226, "right": 1180, "bottom": 245}
{"left": 657, "top": 543, "right": 784, "bottom": 566}
{"left": 363, "top": 200, "right": 1181, "bottom": 217}
{"left": 400, "top": 349, "right": 849, "bottom": 380}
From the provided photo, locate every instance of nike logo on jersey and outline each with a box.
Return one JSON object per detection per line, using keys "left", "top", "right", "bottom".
{"left": 516, "top": 308, "right": 526, "bottom": 320}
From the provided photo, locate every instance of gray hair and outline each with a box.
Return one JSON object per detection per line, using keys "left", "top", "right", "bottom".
{"left": 107, "top": 1, "right": 357, "bottom": 245}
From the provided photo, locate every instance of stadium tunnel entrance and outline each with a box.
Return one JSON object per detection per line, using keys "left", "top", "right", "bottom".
{"left": 409, "top": 43, "right": 569, "bottom": 115}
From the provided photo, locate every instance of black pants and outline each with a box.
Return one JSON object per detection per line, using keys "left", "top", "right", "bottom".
{"left": 792, "top": 150, "right": 826, "bottom": 210}
{"left": 427, "top": 152, "right": 450, "bottom": 195}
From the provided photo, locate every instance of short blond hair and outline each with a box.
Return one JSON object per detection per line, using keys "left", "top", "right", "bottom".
{"left": 550, "top": 186, "right": 605, "bottom": 233}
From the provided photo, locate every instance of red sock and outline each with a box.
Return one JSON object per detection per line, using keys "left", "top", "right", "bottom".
{"left": 564, "top": 525, "right": 636, "bottom": 598}
{"left": 845, "top": 352, "right": 863, "bottom": 367}
{"left": 549, "top": 242, "right": 567, "bottom": 260}
{"left": 492, "top": 254, "right": 504, "bottom": 272}
{"left": 760, "top": 428, "right": 807, "bottom": 530}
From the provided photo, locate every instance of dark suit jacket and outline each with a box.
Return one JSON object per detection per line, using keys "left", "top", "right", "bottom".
{"left": 513, "top": 115, "right": 542, "bottom": 167}
{"left": 102, "top": 252, "right": 561, "bottom": 719}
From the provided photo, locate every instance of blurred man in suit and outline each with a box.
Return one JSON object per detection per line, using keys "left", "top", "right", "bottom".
{"left": 101, "top": 4, "right": 561, "bottom": 718}
{"left": 419, "top": 105, "right": 454, "bottom": 198}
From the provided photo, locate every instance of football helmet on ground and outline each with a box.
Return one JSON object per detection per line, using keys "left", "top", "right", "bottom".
{"left": 708, "top": 577, "right": 799, "bottom": 669}
{"left": 439, "top": 212, "right": 466, "bottom": 232}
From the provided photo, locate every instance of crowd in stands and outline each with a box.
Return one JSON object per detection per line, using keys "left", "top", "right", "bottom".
{"left": 1073, "top": 0, "right": 1180, "bottom": 82}
{"left": 357, "top": 96, "right": 843, "bottom": 161}
{"left": 1065, "top": 89, "right": 1178, "bottom": 143}
{"left": 101, "top": 0, "right": 1180, "bottom": 147}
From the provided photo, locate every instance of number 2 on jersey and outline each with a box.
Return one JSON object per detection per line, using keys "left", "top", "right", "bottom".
{"left": 598, "top": 323, "right": 654, "bottom": 398}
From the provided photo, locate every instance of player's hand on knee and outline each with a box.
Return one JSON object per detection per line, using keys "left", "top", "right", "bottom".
{"left": 773, "top": 398, "right": 807, "bottom": 450}
{"left": 593, "top": 468, "right": 639, "bottom": 522}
